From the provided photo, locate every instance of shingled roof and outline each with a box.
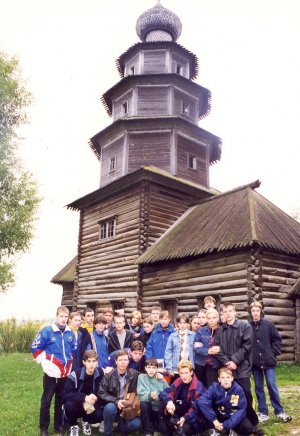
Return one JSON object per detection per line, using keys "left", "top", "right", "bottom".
{"left": 51, "top": 257, "right": 77, "bottom": 284}
{"left": 138, "top": 183, "right": 300, "bottom": 264}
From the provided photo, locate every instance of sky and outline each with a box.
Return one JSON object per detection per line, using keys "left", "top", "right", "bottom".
{"left": 0, "top": 0, "right": 299, "bottom": 320}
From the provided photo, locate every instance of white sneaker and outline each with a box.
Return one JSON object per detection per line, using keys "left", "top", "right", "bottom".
{"left": 99, "top": 421, "right": 104, "bottom": 433}
{"left": 208, "top": 430, "right": 221, "bottom": 436}
{"left": 82, "top": 420, "right": 92, "bottom": 435}
{"left": 69, "top": 425, "right": 79, "bottom": 436}
{"left": 276, "top": 412, "right": 292, "bottom": 422}
{"left": 228, "top": 430, "right": 239, "bottom": 436}
{"left": 257, "top": 412, "right": 269, "bottom": 423}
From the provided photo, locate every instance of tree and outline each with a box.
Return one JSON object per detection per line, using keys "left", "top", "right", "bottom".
{"left": 0, "top": 52, "right": 40, "bottom": 292}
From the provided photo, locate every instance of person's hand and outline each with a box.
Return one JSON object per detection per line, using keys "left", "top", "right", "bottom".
{"left": 85, "top": 394, "right": 97, "bottom": 404}
{"left": 213, "top": 419, "right": 223, "bottom": 431}
{"left": 166, "top": 401, "right": 175, "bottom": 415}
{"left": 226, "top": 360, "right": 237, "bottom": 370}
{"left": 177, "top": 417, "right": 185, "bottom": 427}
{"left": 208, "top": 345, "right": 220, "bottom": 355}
{"left": 117, "top": 399, "right": 127, "bottom": 410}
{"left": 103, "top": 366, "right": 114, "bottom": 374}
{"left": 150, "top": 391, "right": 157, "bottom": 400}
{"left": 194, "top": 342, "right": 202, "bottom": 348}
{"left": 155, "top": 372, "right": 164, "bottom": 380}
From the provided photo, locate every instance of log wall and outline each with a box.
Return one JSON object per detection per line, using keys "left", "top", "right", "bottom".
{"left": 176, "top": 134, "right": 208, "bottom": 187}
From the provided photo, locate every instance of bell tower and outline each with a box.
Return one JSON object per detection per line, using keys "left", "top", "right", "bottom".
{"left": 90, "top": 1, "right": 221, "bottom": 189}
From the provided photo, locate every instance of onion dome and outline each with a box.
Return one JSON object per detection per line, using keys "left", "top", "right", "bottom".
{"left": 136, "top": 1, "right": 182, "bottom": 42}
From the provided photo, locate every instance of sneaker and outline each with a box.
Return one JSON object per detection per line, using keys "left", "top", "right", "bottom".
{"left": 275, "top": 412, "right": 292, "bottom": 422}
{"left": 82, "top": 420, "right": 92, "bottom": 435}
{"left": 69, "top": 426, "right": 79, "bottom": 436}
{"left": 229, "top": 430, "right": 239, "bottom": 436}
{"left": 99, "top": 421, "right": 105, "bottom": 433}
{"left": 208, "top": 430, "right": 221, "bottom": 436}
{"left": 257, "top": 412, "right": 269, "bottom": 423}
{"left": 252, "top": 426, "right": 265, "bottom": 435}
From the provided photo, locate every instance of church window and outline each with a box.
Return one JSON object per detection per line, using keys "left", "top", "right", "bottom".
{"left": 187, "top": 153, "right": 197, "bottom": 170}
{"left": 129, "top": 66, "right": 135, "bottom": 75}
{"left": 109, "top": 156, "right": 117, "bottom": 173}
{"left": 182, "top": 102, "right": 189, "bottom": 116}
{"left": 176, "top": 63, "right": 183, "bottom": 75}
{"left": 122, "top": 101, "right": 128, "bottom": 115}
{"left": 99, "top": 216, "right": 116, "bottom": 242}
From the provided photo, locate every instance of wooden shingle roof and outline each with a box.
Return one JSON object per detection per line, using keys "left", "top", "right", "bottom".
{"left": 138, "top": 183, "right": 300, "bottom": 264}
{"left": 51, "top": 256, "right": 77, "bottom": 284}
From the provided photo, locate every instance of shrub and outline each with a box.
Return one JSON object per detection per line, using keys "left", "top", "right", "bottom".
{"left": 0, "top": 318, "right": 42, "bottom": 353}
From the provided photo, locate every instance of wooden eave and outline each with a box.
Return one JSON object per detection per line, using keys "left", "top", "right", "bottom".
{"left": 101, "top": 74, "right": 211, "bottom": 120}
{"left": 66, "top": 166, "right": 217, "bottom": 211}
{"left": 138, "top": 182, "right": 300, "bottom": 264}
{"left": 89, "top": 117, "right": 221, "bottom": 164}
{"left": 116, "top": 41, "right": 199, "bottom": 80}
{"left": 51, "top": 256, "right": 77, "bottom": 284}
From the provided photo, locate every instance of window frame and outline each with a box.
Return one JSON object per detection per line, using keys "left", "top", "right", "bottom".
{"left": 122, "top": 101, "right": 128, "bottom": 116}
{"left": 187, "top": 152, "right": 197, "bottom": 170}
{"left": 98, "top": 216, "right": 117, "bottom": 242}
{"left": 109, "top": 155, "right": 117, "bottom": 173}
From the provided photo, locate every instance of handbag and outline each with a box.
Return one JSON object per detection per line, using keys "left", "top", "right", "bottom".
{"left": 121, "top": 374, "right": 141, "bottom": 420}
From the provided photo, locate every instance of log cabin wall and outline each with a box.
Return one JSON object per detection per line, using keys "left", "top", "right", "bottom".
{"left": 173, "top": 88, "right": 198, "bottom": 123}
{"left": 252, "top": 250, "right": 299, "bottom": 362}
{"left": 136, "top": 86, "right": 170, "bottom": 116}
{"left": 75, "top": 187, "right": 141, "bottom": 314}
{"left": 140, "top": 251, "right": 250, "bottom": 319}
{"left": 100, "top": 136, "right": 125, "bottom": 186}
{"left": 143, "top": 49, "right": 167, "bottom": 74}
{"left": 61, "top": 283, "right": 74, "bottom": 310}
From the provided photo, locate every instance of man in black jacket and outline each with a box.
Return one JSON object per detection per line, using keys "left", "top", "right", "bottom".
{"left": 107, "top": 315, "right": 134, "bottom": 354}
{"left": 250, "top": 301, "right": 291, "bottom": 423}
{"left": 214, "top": 302, "right": 264, "bottom": 435}
{"left": 63, "top": 350, "right": 104, "bottom": 436}
{"left": 98, "top": 350, "right": 141, "bottom": 436}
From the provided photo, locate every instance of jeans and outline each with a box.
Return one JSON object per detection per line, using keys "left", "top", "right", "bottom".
{"left": 40, "top": 374, "right": 66, "bottom": 430}
{"left": 103, "top": 402, "right": 141, "bottom": 436}
{"left": 252, "top": 367, "right": 284, "bottom": 415}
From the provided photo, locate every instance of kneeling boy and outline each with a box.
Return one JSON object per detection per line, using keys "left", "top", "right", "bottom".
{"left": 137, "top": 358, "right": 169, "bottom": 436}
{"left": 63, "top": 350, "right": 104, "bottom": 436}
{"left": 194, "top": 367, "right": 253, "bottom": 435}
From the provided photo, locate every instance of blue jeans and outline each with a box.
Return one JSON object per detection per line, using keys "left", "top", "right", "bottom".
{"left": 103, "top": 402, "right": 141, "bottom": 436}
{"left": 252, "top": 367, "right": 284, "bottom": 415}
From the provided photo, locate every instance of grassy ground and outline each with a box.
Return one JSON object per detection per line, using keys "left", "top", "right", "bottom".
{"left": 0, "top": 354, "right": 299, "bottom": 436}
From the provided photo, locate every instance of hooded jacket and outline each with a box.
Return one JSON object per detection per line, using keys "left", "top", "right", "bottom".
{"left": 31, "top": 323, "right": 76, "bottom": 378}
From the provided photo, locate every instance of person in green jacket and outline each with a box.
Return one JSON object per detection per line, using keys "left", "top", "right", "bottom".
{"left": 137, "top": 359, "right": 169, "bottom": 436}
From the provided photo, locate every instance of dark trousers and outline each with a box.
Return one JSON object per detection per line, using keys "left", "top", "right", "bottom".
{"left": 218, "top": 413, "right": 253, "bottom": 436}
{"left": 64, "top": 400, "right": 103, "bottom": 426}
{"left": 140, "top": 401, "right": 159, "bottom": 433}
{"left": 159, "top": 412, "right": 197, "bottom": 436}
{"left": 194, "top": 364, "right": 218, "bottom": 388}
{"left": 40, "top": 374, "right": 66, "bottom": 431}
{"left": 237, "top": 377, "right": 259, "bottom": 427}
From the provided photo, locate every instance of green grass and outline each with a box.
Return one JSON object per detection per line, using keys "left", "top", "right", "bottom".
{"left": 0, "top": 354, "right": 299, "bottom": 436}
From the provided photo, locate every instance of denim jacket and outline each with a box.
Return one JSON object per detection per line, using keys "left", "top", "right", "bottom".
{"left": 193, "top": 325, "right": 220, "bottom": 369}
{"left": 164, "top": 330, "right": 195, "bottom": 373}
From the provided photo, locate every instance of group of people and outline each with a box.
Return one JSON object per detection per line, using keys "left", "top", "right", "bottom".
{"left": 31, "top": 296, "right": 291, "bottom": 436}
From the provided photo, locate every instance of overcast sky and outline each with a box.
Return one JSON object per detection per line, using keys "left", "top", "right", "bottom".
{"left": 0, "top": 0, "right": 299, "bottom": 319}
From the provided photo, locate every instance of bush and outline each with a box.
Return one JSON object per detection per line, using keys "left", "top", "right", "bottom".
{"left": 0, "top": 318, "right": 42, "bottom": 353}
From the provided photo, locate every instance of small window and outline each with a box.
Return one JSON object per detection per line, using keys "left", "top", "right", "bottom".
{"left": 111, "top": 301, "right": 125, "bottom": 313}
{"left": 122, "top": 101, "right": 128, "bottom": 115}
{"left": 160, "top": 299, "right": 178, "bottom": 324}
{"left": 187, "top": 153, "right": 197, "bottom": 170}
{"left": 176, "top": 63, "right": 183, "bottom": 75}
{"left": 182, "top": 102, "right": 189, "bottom": 116}
{"left": 129, "top": 66, "right": 135, "bottom": 75}
{"left": 99, "top": 217, "right": 116, "bottom": 242}
{"left": 109, "top": 156, "right": 117, "bottom": 173}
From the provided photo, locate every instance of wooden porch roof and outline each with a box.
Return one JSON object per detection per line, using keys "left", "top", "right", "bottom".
{"left": 51, "top": 256, "right": 77, "bottom": 284}
{"left": 138, "top": 182, "right": 300, "bottom": 264}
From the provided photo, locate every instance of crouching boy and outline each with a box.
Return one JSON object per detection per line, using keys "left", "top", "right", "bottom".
{"left": 194, "top": 367, "right": 253, "bottom": 435}
{"left": 63, "top": 350, "right": 104, "bottom": 436}
{"left": 159, "top": 360, "right": 206, "bottom": 436}
{"left": 137, "top": 359, "right": 169, "bottom": 436}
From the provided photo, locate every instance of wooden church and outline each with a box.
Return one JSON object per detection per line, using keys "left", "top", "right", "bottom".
{"left": 52, "top": 2, "right": 300, "bottom": 362}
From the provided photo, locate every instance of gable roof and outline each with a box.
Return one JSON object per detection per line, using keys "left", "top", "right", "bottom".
{"left": 138, "top": 183, "right": 300, "bottom": 264}
{"left": 51, "top": 256, "right": 77, "bottom": 284}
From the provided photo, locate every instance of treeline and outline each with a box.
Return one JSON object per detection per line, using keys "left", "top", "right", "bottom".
{"left": 0, "top": 319, "right": 42, "bottom": 353}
